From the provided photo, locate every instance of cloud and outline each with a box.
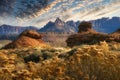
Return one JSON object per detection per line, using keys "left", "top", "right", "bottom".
{"left": 0, "top": 0, "right": 120, "bottom": 28}
{"left": 13, "top": 0, "right": 49, "bottom": 17}
{"left": 65, "top": 0, "right": 120, "bottom": 21}
{"left": 0, "top": 0, "right": 16, "bottom": 16}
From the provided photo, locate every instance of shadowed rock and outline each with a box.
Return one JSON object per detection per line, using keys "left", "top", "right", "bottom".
{"left": 78, "top": 21, "right": 92, "bottom": 33}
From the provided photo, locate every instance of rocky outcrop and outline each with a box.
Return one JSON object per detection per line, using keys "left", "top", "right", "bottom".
{"left": 66, "top": 21, "right": 120, "bottom": 47}
{"left": 19, "top": 30, "right": 42, "bottom": 39}
{"left": 3, "top": 30, "right": 47, "bottom": 49}
{"left": 78, "top": 21, "right": 92, "bottom": 33}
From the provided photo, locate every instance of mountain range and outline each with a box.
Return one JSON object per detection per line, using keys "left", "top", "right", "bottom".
{"left": 39, "top": 18, "right": 78, "bottom": 33}
{"left": 91, "top": 17, "right": 120, "bottom": 33}
{"left": 0, "top": 24, "right": 38, "bottom": 35}
{"left": 0, "top": 17, "right": 120, "bottom": 40}
{"left": 0, "top": 25, "right": 38, "bottom": 40}
{"left": 39, "top": 17, "right": 120, "bottom": 33}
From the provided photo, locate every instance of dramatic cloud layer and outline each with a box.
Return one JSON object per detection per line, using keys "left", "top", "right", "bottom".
{"left": 0, "top": 0, "right": 120, "bottom": 28}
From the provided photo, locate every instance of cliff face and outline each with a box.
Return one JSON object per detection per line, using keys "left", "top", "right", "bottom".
{"left": 66, "top": 22, "right": 120, "bottom": 47}
{"left": 91, "top": 17, "right": 120, "bottom": 33}
{"left": 3, "top": 30, "right": 47, "bottom": 49}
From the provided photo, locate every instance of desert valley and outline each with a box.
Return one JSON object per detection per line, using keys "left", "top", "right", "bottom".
{"left": 0, "top": 20, "right": 120, "bottom": 80}
{"left": 0, "top": 0, "right": 120, "bottom": 80}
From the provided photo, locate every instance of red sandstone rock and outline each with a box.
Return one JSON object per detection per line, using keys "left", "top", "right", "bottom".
{"left": 3, "top": 30, "right": 46, "bottom": 49}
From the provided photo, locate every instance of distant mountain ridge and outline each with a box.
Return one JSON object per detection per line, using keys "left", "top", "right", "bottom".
{"left": 0, "top": 25, "right": 38, "bottom": 40}
{"left": 39, "top": 17, "right": 78, "bottom": 33}
{"left": 0, "top": 17, "right": 120, "bottom": 36}
{"left": 0, "top": 24, "right": 38, "bottom": 35}
{"left": 91, "top": 17, "right": 120, "bottom": 33}
{"left": 39, "top": 17, "right": 120, "bottom": 33}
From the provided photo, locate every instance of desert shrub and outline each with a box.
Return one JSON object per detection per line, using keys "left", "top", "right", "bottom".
{"left": 24, "top": 53, "right": 40, "bottom": 63}
{"left": 23, "top": 48, "right": 61, "bottom": 63}
{"left": 109, "top": 43, "right": 120, "bottom": 51}
{"left": 42, "top": 52, "right": 52, "bottom": 60}
{"left": 0, "top": 42, "right": 120, "bottom": 80}
{"left": 34, "top": 41, "right": 120, "bottom": 80}
{"left": 40, "top": 48, "right": 65, "bottom": 59}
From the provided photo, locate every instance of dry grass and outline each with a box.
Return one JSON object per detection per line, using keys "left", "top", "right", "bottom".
{"left": 0, "top": 40, "right": 11, "bottom": 48}
{"left": 0, "top": 41, "right": 120, "bottom": 80}
{"left": 42, "top": 32, "right": 74, "bottom": 47}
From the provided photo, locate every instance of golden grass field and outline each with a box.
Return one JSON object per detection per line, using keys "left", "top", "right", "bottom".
{"left": 0, "top": 41, "right": 120, "bottom": 80}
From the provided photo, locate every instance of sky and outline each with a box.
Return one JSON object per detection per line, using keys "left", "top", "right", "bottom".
{"left": 0, "top": 0, "right": 120, "bottom": 28}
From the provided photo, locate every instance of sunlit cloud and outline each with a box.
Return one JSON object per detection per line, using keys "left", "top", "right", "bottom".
{"left": 0, "top": 0, "right": 120, "bottom": 28}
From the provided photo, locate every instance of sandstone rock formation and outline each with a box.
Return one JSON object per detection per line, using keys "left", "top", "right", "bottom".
{"left": 78, "top": 21, "right": 92, "bottom": 33}
{"left": 3, "top": 30, "right": 47, "bottom": 49}
{"left": 66, "top": 21, "right": 120, "bottom": 47}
